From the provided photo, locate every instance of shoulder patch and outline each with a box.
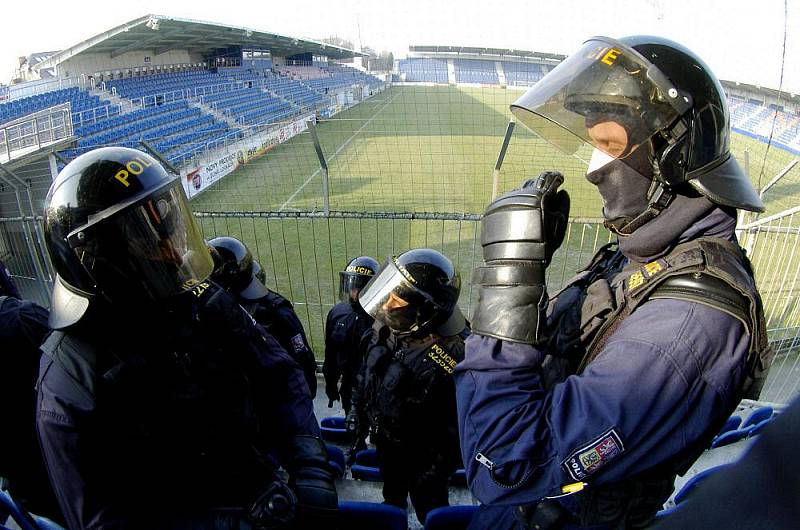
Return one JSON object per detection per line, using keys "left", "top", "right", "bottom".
{"left": 290, "top": 333, "right": 306, "bottom": 352}
{"left": 561, "top": 428, "right": 625, "bottom": 481}
{"left": 627, "top": 260, "right": 665, "bottom": 291}
{"left": 426, "top": 343, "right": 458, "bottom": 374}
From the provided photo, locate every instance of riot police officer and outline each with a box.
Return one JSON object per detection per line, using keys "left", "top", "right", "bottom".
{"left": 323, "top": 256, "right": 380, "bottom": 413}
{"left": 0, "top": 294, "right": 62, "bottom": 524}
{"left": 208, "top": 236, "right": 319, "bottom": 397}
{"left": 456, "top": 36, "right": 773, "bottom": 529}
{"left": 351, "top": 248, "right": 468, "bottom": 524}
{"left": 37, "top": 147, "right": 337, "bottom": 530}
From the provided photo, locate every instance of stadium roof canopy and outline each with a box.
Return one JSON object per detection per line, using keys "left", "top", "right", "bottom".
{"left": 33, "top": 14, "right": 365, "bottom": 73}
{"left": 409, "top": 45, "right": 566, "bottom": 62}
{"left": 721, "top": 79, "right": 799, "bottom": 102}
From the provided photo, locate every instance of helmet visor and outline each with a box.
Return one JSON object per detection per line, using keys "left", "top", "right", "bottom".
{"left": 510, "top": 37, "right": 691, "bottom": 159}
{"left": 67, "top": 181, "right": 214, "bottom": 301}
{"left": 358, "top": 258, "right": 438, "bottom": 333}
{"left": 338, "top": 271, "right": 374, "bottom": 303}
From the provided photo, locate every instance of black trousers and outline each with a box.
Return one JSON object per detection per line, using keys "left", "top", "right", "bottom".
{"left": 376, "top": 439, "right": 450, "bottom": 524}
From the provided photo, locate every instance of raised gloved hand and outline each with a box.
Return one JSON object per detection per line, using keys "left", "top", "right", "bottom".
{"left": 471, "top": 171, "right": 570, "bottom": 344}
{"left": 288, "top": 436, "right": 339, "bottom": 526}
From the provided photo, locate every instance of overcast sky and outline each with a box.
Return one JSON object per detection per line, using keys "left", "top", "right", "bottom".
{"left": 2, "top": 0, "right": 799, "bottom": 93}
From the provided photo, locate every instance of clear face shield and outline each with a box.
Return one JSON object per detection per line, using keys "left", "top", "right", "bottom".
{"left": 338, "top": 271, "right": 374, "bottom": 303}
{"left": 510, "top": 37, "right": 692, "bottom": 177}
{"left": 67, "top": 180, "right": 214, "bottom": 302}
{"left": 358, "top": 258, "right": 440, "bottom": 334}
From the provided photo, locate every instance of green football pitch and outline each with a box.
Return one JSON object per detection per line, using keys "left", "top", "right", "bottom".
{"left": 191, "top": 84, "right": 798, "bottom": 217}
{"left": 188, "top": 85, "right": 800, "bottom": 355}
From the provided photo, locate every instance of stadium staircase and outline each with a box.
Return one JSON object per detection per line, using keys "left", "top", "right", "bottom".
{"left": 90, "top": 85, "right": 131, "bottom": 116}
{"left": 447, "top": 59, "right": 456, "bottom": 85}
{"left": 495, "top": 61, "right": 506, "bottom": 88}
{"left": 189, "top": 99, "right": 240, "bottom": 130}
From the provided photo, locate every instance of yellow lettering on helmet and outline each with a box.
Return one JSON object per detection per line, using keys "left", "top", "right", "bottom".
{"left": 127, "top": 160, "right": 144, "bottom": 175}
{"left": 114, "top": 169, "right": 130, "bottom": 187}
{"left": 601, "top": 48, "right": 621, "bottom": 66}
{"left": 346, "top": 265, "right": 374, "bottom": 275}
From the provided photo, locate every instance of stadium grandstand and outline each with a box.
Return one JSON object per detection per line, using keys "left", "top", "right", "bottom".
{"left": 0, "top": 14, "right": 384, "bottom": 178}
{"left": 393, "top": 45, "right": 800, "bottom": 154}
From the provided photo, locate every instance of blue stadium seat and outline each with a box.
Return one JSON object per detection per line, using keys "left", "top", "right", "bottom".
{"left": 351, "top": 448, "right": 383, "bottom": 481}
{"left": 717, "top": 415, "right": 742, "bottom": 436}
{"left": 338, "top": 501, "right": 407, "bottom": 530}
{"left": 450, "top": 468, "right": 467, "bottom": 486}
{"left": 424, "top": 505, "right": 478, "bottom": 530}
{"left": 654, "top": 505, "right": 682, "bottom": 520}
{"left": 710, "top": 427, "right": 752, "bottom": 448}
{"left": 742, "top": 406, "right": 773, "bottom": 429}
{"left": 673, "top": 465, "right": 730, "bottom": 505}
{"left": 326, "top": 444, "right": 345, "bottom": 478}
{"left": 748, "top": 417, "right": 774, "bottom": 437}
{"left": 320, "top": 416, "right": 349, "bottom": 443}
{"left": 0, "top": 489, "right": 65, "bottom": 530}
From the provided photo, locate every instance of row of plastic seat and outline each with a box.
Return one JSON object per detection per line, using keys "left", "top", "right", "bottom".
{"left": 74, "top": 100, "right": 188, "bottom": 137}
{"left": 167, "top": 129, "right": 245, "bottom": 166}
{"left": 2, "top": 487, "right": 478, "bottom": 530}
{"left": 710, "top": 406, "right": 776, "bottom": 448}
{"left": 78, "top": 108, "right": 203, "bottom": 147}
{"left": 240, "top": 107, "right": 296, "bottom": 126}
{"left": 152, "top": 123, "right": 229, "bottom": 154}
{"left": 0, "top": 90, "right": 106, "bottom": 125}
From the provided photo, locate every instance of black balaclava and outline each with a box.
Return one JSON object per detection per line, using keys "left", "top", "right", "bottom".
{"left": 585, "top": 144, "right": 654, "bottom": 232}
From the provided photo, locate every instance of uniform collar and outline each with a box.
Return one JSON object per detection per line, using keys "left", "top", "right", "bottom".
{"left": 618, "top": 195, "right": 736, "bottom": 264}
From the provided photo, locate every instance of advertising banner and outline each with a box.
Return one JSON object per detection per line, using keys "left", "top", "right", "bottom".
{"left": 183, "top": 114, "right": 313, "bottom": 199}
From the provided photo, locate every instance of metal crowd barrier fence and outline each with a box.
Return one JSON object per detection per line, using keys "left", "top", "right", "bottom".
{"left": 0, "top": 103, "right": 73, "bottom": 163}
{"left": 1, "top": 210, "right": 798, "bottom": 404}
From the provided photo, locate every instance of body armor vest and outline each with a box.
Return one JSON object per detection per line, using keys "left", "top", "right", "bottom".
{"left": 530, "top": 236, "right": 773, "bottom": 529}
{"left": 39, "top": 307, "right": 272, "bottom": 508}
{"left": 363, "top": 330, "right": 465, "bottom": 443}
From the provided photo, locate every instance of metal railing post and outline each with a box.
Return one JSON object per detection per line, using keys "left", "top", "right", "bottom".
{"left": 492, "top": 119, "right": 515, "bottom": 201}
{"left": 306, "top": 119, "right": 330, "bottom": 215}
{"left": 0, "top": 169, "right": 51, "bottom": 302}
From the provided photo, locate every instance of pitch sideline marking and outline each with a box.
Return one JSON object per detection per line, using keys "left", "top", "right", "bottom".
{"left": 278, "top": 91, "right": 402, "bottom": 212}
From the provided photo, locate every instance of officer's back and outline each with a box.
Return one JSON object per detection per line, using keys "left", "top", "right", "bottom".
{"left": 0, "top": 294, "right": 62, "bottom": 523}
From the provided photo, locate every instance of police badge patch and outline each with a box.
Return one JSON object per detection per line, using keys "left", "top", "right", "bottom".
{"left": 291, "top": 333, "right": 305, "bottom": 352}
{"left": 561, "top": 428, "right": 625, "bottom": 481}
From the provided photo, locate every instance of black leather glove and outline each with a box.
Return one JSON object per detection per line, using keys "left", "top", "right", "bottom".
{"left": 248, "top": 480, "right": 298, "bottom": 530}
{"left": 471, "top": 171, "right": 570, "bottom": 344}
{"left": 326, "top": 384, "right": 340, "bottom": 408}
{"left": 289, "top": 436, "right": 339, "bottom": 526}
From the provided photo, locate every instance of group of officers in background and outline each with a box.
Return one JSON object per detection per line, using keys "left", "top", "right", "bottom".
{"left": 3, "top": 33, "right": 790, "bottom": 530}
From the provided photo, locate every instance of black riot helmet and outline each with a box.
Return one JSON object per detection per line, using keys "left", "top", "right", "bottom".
{"left": 208, "top": 236, "right": 269, "bottom": 301}
{"left": 43, "top": 147, "right": 215, "bottom": 329}
{"left": 510, "top": 35, "right": 763, "bottom": 228}
{"left": 253, "top": 260, "right": 267, "bottom": 285}
{"left": 338, "top": 256, "right": 380, "bottom": 303}
{"left": 358, "top": 249, "right": 465, "bottom": 337}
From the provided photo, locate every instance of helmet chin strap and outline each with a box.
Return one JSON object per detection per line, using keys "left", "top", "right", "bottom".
{"left": 604, "top": 160, "right": 675, "bottom": 236}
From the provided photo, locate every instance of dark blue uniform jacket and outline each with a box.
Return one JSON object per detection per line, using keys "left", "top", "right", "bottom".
{"left": 455, "top": 213, "right": 751, "bottom": 510}
{"left": 246, "top": 290, "right": 318, "bottom": 397}
{"left": 36, "top": 283, "right": 320, "bottom": 530}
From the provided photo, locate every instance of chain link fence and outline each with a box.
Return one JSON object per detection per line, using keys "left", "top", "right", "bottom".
{"left": 2, "top": 84, "right": 799, "bottom": 404}
{"left": 4, "top": 207, "right": 800, "bottom": 403}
